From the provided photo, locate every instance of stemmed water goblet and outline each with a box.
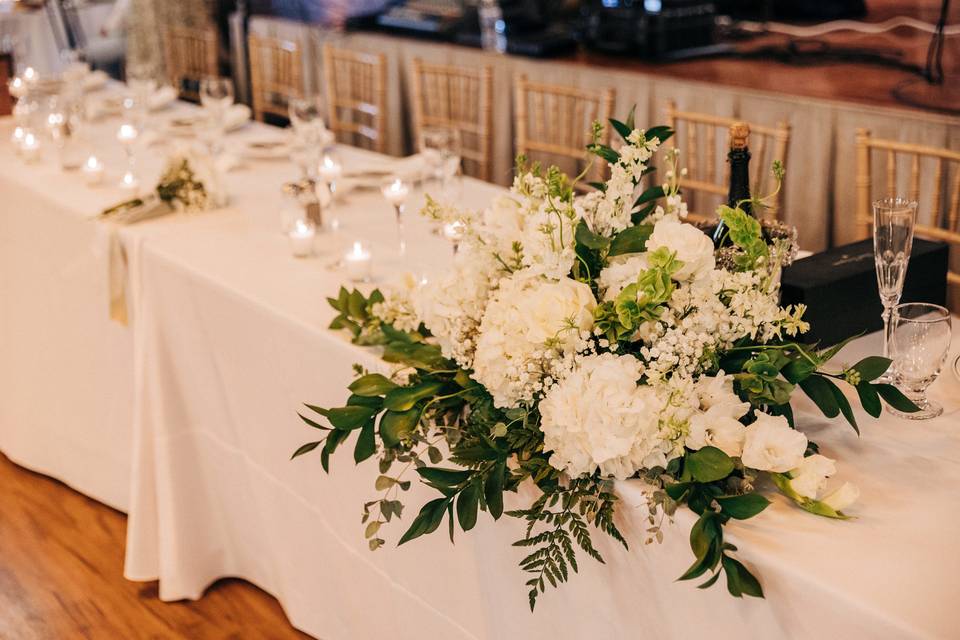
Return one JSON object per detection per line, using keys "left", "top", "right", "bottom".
{"left": 199, "top": 76, "right": 235, "bottom": 155}
{"left": 288, "top": 95, "right": 325, "bottom": 179}
{"left": 873, "top": 197, "right": 917, "bottom": 381}
{"left": 419, "top": 126, "right": 461, "bottom": 197}
{"left": 889, "top": 303, "right": 951, "bottom": 420}
{"left": 318, "top": 151, "right": 343, "bottom": 230}
{"left": 381, "top": 176, "right": 410, "bottom": 257}
{"left": 117, "top": 122, "right": 139, "bottom": 189}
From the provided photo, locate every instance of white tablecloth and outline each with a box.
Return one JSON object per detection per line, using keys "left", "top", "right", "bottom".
{"left": 2, "top": 96, "right": 959, "bottom": 639}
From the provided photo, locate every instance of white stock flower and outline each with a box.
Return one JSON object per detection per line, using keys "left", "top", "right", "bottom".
{"left": 372, "top": 272, "right": 422, "bottom": 333}
{"left": 646, "top": 217, "right": 715, "bottom": 282}
{"left": 740, "top": 412, "right": 808, "bottom": 472}
{"left": 472, "top": 274, "right": 596, "bottom": 408}
{"left": 540, "top": 352, "right": 665, "bottom": 479}
{"left": 821, "top": 482, "right": 859, "bottom": 512}
{"left": 788, "top": 454, "right": 836, "bottom": 500}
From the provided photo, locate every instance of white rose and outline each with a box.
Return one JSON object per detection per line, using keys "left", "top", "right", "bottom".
{"left": 821, "top": 482, "right": 859, "bottom": 512}
{"left": 788, "top": 454, "right": 836, "bottom": 499}
{"left": 514, "top": 276, "right": 596, "bottom": 344}
{"left": 646, "top": 217, "right": 715, "bottom": 282}
{"left": 685, "top": 405, "right": 748, "bottom": 458}
{"left": 741, "top": 412, "right": 808, "bottom": 472}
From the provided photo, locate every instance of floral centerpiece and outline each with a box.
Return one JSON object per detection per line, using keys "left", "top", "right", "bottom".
{"left": 294, "top": 112, "right": 917, "bottom": 607}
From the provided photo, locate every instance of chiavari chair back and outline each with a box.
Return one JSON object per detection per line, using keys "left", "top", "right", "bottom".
{"left": 664, "top": 100, "right": 790, "bottom": 222}
{"left": 248, "top": 33, "right": 304, "bottom": 122}
{"left": 514, "top": 74, "right": 615, "bottom": 187}
{"left": 162, "top": 24, "right": 218, "bottom": 102}
{"left": 322, "top": 45, "right": 387, "bottom": 153}
{"left": 411, "top": 58, "right": 493, "bottom": 182}
{"left": 856, "top": 130, "right": 960, "bottom": 287}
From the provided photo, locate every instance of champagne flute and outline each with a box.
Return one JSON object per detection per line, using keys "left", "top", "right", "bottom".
{"left": 889, "top": 303, "right": 951, "bottom": 420}
{"left": 381, "top": 176, "right": 410, "bottom": 257}
{"left": 873, "top": 197, "right": 917, "bottom": 381}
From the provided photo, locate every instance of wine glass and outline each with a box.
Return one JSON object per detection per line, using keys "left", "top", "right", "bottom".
{"left": 419, "top": 126, "right": 461, "bottom": 196}
{"left": 381, "top": 176, "right": 410, "bottom": 257}
{"left": 889, "top": 303, "right": 951, "bottom": 420}
{"left": 200, "top": 76, "right": 235, "bottom": 154}
{"left": 873, "top": 197, "right": 917, "bottom": 381}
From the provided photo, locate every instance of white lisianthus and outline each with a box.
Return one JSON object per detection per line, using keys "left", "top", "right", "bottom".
{"left": 597, "top": 254, "right": 649, "bottom": 301}
{"left": 646, "top": 217, "right": 715, "bottom": 282}
{"left": 740, "top": 412, "right": 808, "bottom": 472}
{"left": 472, "top": 274, "right": 596, "bottom": 408}
{"left": 788, "top": 454, "right": 837, "bottom": 499}
{"left": 686, "top": 405, "right": 749, "bottom": 458}
{"left": 821, "top": 482, "right": 859, "bottom": 511}
{"left": 540, "top": 352, "right": 665, "bottom": 479}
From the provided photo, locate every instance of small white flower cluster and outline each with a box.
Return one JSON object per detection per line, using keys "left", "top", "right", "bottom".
{"left": 157, "top": 147, "right": 227, "bottom": 212}
{"left": 371, "top": 273, "right": 422, "bottom": 334}
{"left": 576, "top": 131, "right": 660, "bottom": 238}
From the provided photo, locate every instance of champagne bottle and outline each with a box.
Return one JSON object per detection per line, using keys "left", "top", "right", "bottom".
{"left": 712, "top": 122, "right": 753, "bottom": 247}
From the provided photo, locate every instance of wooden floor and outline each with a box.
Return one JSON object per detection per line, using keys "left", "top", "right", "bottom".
{"left": 0, "top": 452, "right": 312, "bottom": 640}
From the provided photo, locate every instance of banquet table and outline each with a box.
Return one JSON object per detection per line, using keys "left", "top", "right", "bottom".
{"left": 2, "top": 92, "right": 960, "bottom": 640}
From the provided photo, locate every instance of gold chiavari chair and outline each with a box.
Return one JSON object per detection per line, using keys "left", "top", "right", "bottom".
{"left": 322, "top": 45, "right": 387, "bottom": 153}
{"left": 856, "top": 129, "right": 960, "bottom": 287}
{"left": 410, "top": 58, "right": 493, "bottom": 182}
{"left": 664, "top": 100, "right": 791, "bottom": 221}
{"left": 514, "top": 74, "right": 615, "bottom": 186}
{"left": 248, "top": 33, "right": 304, "bottom": 122}
{"left": 162, "top": 24, "right": 218, "bottom": 102}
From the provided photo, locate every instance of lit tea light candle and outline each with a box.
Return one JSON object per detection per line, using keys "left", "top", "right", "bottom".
{"left": 344, "top": 241, "right": 372, "bottom": 282}
{"left": 288, "top": 218, "right": 316, "bottom": 258}
{"left": 381, "top": 177, "right": 409, "bottom": 206}
{"left": 83, "top": 155, "right": 105, "bottom": 186}
{"left": 8, "top": 75, "right": 25, "bottom": 99}
{"left": 21, "top": 132, "right": 40, "bottom": 162}
{"left": 120, "top": 170, "right": 138, "bottom": 190}
{"left": 443, "top": 220, "right": 466, "bottom": 255}
{"left": 319, "top": 154, "right": 343, "bottom": 184}
{"left": 10, "top": 125, "right": 25, "bottom": 151}
{"left": 22, "top": 67, "right": 36, "bottom": 84}
{"left": 117, "top": 123, "right": 139, "bottom": 145}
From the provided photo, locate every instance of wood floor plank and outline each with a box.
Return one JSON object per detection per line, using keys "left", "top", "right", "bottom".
{"left": 0, "top": 452, "right": 312, "bottom": 640}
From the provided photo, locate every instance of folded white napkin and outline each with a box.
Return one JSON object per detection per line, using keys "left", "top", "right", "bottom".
{"left": 148, "top": 86, "right": 177, "bottom": 111}
{"left": 224, "top": 104, "right": 251, "bottom": 131}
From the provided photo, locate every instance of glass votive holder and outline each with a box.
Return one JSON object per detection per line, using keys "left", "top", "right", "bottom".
{"left": 344, "top": 241, "right": 372, "bottom": 282}
{"left": 288, "top": 218, "right": 316, "bottom": 258}
{"left": 21, "top": 132, "right": 41, "bottom": 162}
{"left": 83, "top": 155, "right": 105, "bottom": 186}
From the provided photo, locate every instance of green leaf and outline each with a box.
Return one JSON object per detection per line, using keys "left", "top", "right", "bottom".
{"left": 589, "top": 143, "right": 619, "bottom": 164}
{"left": 379, "top": 409, "right": 419, "bottom": 448}
{"left": 484, "top": 461, "right": 506, "bottom": 520}
{"left": 852, "top": 356, "right": 891, "bottom": 382}
{"left": 664, "top": 482, "right": 691, "bottom": 501}
{"left": 679, "top": 512, "right": 720, "bottom": 581}
{"left": 716, "top": 493, "right": 770, "bottom": 520}
{"left": 782, "top": 358, "right": 815, "bottom": 384}
{"left": 855, "top": 381, "right": 882, "bottom": 418}
{"left": 608, "top": 223, "right": 653, "bottom": 257}
{"left": 828, "top": 381, "right": 859, "bottom": 435}
{"left": 645, "top": 125, "right": 674, "bottom": 144}
{"left": 347, "top": 289, "right": 368, "bottom": 321}
{"left": 722, "top": 556, "right": 764, "bottom": 598}
{"left": 633, "top": 185, "right": 664, "bottom": 209}
{"left": 575, "top": 220, "right": 611, "bottom": 250}
{"left": 874, "top": 383, "right": 921, "bottom": 413}
{"left": 382, "top": 342, "right": 449, "bottom": 371}
{"left": 799, "top": 375, "right": 840, "bottom": 419}
{"left": 318, "top": 405, "right": 378, "bottom": 430}
{"left": 608, "top": 117, "right": 632, "bottom": 142}
{"left": 416, "top": 467, "right": 472, "bottom": 488}
{"left": 291, "top": 441, "right": 321, "bottom": 460}
{"left": 685, "top": 447, "right": 735, "bottom": 483}
{"left": 375, "top": 475, "right": 396, "bottom": 491}
{"left": 348, "top": 373, "right": 398, "bottom": 397}
{"left": 697, "top": 571, "right": 722, "bottom": 590}
{"left": 364, "top": 520, "right": 381, "bottom": 539}
{"left": 398, "top": 497, "right": 448, "bottom": 545}
{"left": 298, "top": 413, "right": 330, "bottom": 431}
{"left": 383, "top": 381, "right": 444, "bottom": 412}
{"left": 456, "top": 481, "right": 480, "bottom": 531}
{"left": 353, "top": 419, "right": 376, "bottom": 463}
{"left": 816, "top": 334, "right": 860, "bottom": 365}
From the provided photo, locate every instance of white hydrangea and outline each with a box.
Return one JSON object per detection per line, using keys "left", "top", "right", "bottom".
{"left": 415, "top": 247, "right": 503, "bottom": 369}
{"left": 685, "top": 373, "right": 750, "bottom": 457}
{"left": 540, "top": 352, "right": 669, "bottom": 479}
{"left": 597, "top": 254, "right": 649, "bottom": 301}
{"left": 472, "top": 274, "right": 596, "bottom": 408}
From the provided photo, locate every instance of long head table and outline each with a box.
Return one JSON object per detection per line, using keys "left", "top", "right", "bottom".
{"left": 1, "top": 92, "right": 959, "bottom": 639}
